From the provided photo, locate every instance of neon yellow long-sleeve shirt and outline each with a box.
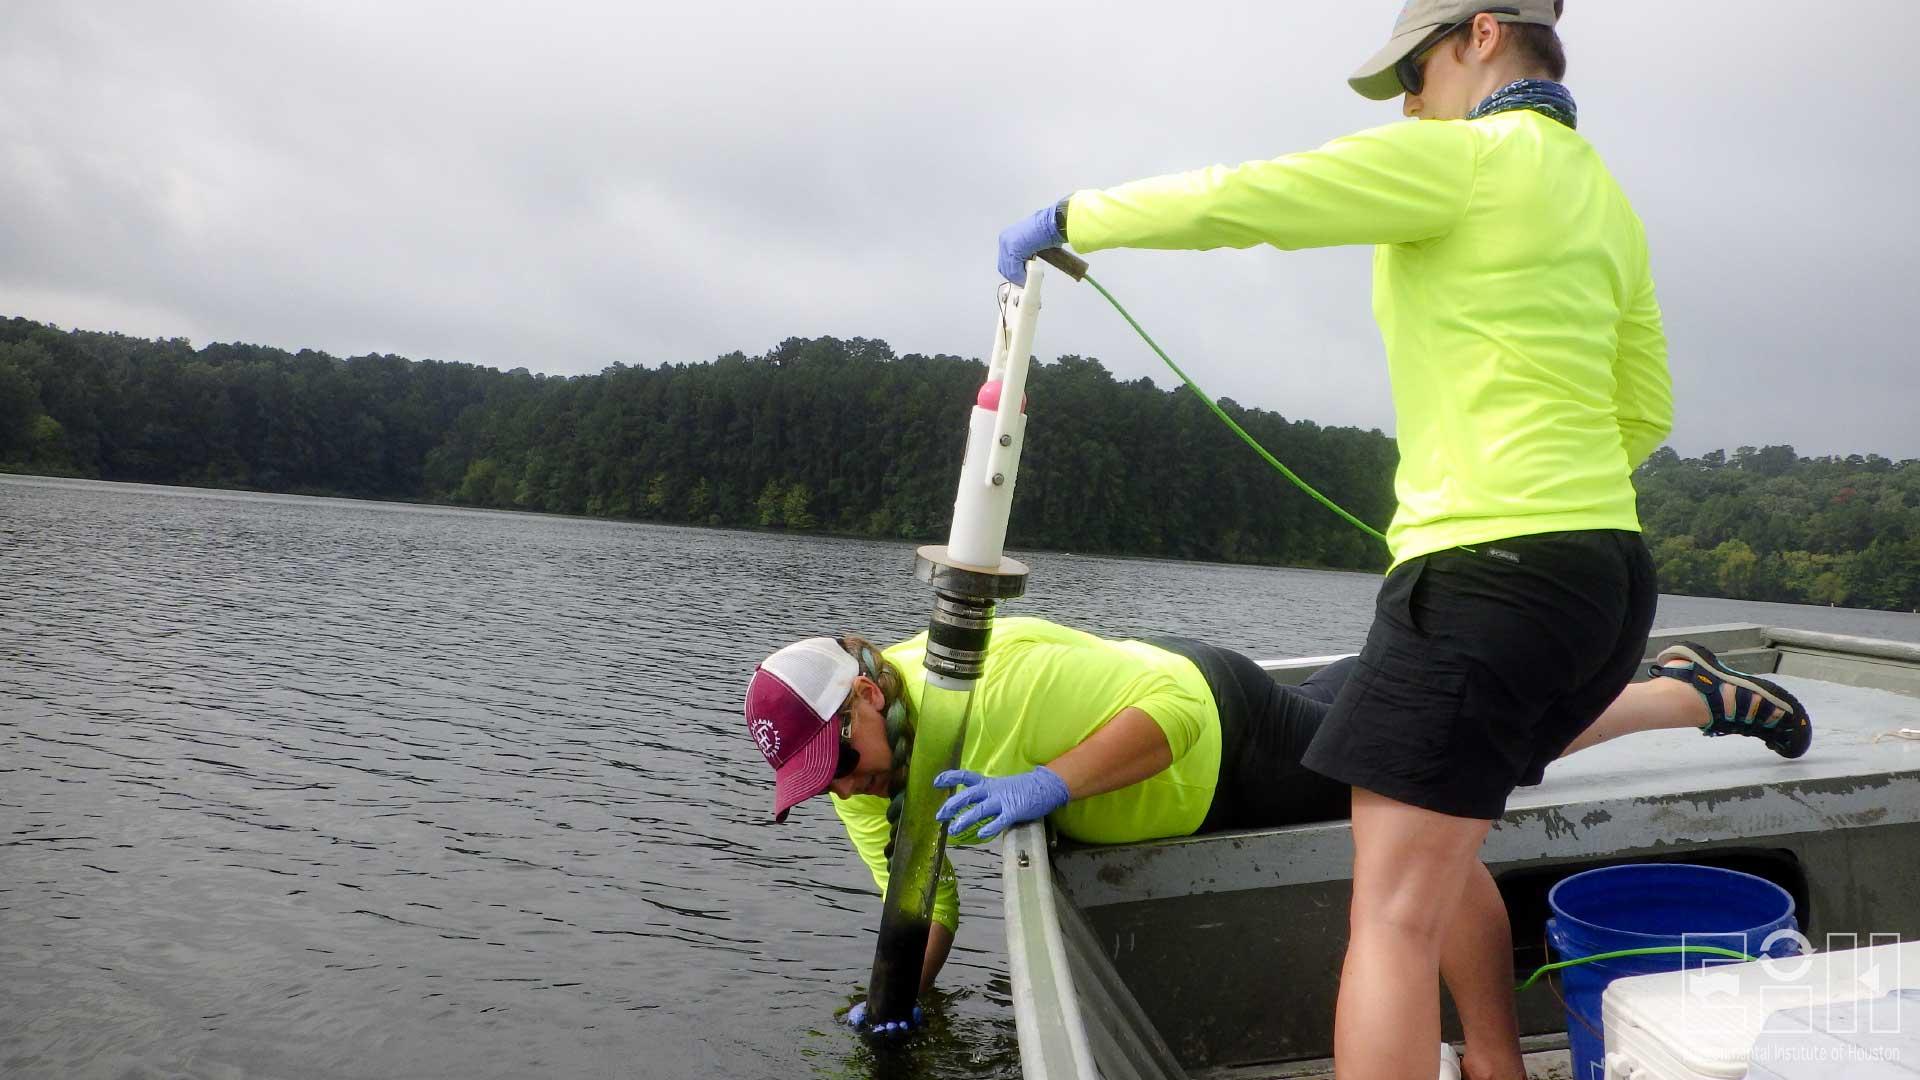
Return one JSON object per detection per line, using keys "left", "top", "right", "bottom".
{"left": 1065, "top": 110, "right": 1673, "bottom": 567}
{"left": 831, "top": 617, "right": 1219, "bottom": 931}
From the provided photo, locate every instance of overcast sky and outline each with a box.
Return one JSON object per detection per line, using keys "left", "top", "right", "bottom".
{"left": 5, "top": 2, "right": 1917, "bottom": 458}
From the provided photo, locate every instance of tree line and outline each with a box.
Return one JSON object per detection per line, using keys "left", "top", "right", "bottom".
{"left": 1634, "top": 446, "right": 1920, "bottom": 611}
{"left": 2, "top": 316, "right": 1916, "bottom": 609}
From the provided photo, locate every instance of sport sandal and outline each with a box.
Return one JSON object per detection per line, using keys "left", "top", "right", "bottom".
{"left": 1650, "top": 641, "right": 1811, "bottom": 759}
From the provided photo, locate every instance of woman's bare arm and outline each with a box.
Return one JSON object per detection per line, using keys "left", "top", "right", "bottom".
{"left": 1044, "top": 706, "right": 1172, "bottom": 800}
{"left": 920, "top": 922, "right": 954, "bottom": 993}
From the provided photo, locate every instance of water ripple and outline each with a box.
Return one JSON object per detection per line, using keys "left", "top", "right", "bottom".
{"left": 4, "top": 475, "right": 1918, "bottom": 1079}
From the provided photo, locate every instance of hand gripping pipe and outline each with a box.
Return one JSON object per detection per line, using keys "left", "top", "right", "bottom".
{"left": 863, "top": 249, "right": 1088, "bottom": 1027}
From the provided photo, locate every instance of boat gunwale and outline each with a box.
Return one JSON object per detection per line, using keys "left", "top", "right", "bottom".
{"left": 1001, "top": 621, "right": 1920, "bottom": 1078}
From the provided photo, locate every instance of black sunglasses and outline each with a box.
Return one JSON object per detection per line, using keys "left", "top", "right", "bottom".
{"left": 831, "top": 638, "right": 875, "bottom": 781}
{"left": 832, "top": 714, "right": 859, "bottom": 779}
{"left": 1394, "top": 7, "right": 1520, "bottom": 97}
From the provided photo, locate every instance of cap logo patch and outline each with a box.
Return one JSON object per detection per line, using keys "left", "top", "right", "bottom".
{"left": 749, "top": 716, "right": 781, "bottom": 764}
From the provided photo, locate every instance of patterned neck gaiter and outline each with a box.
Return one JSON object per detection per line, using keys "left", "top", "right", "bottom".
{"left": 1468, "top": 78, "right": 1578, "bottom": 129}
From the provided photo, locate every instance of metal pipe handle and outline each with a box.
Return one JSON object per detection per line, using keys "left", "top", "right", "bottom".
{"left": 1037, "top": 247, "right": 1088, "bottom": 281}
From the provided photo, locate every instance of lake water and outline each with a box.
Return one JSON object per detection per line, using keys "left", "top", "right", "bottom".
{"left": 4, "top": 475, "right": 1918, "bottom": 1079}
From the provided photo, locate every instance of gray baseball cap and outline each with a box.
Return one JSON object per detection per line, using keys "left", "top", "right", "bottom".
{"left": 1349, "top": 0, "right": 1563, "bottom": 100}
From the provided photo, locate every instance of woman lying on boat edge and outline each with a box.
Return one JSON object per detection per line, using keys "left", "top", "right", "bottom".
{"left": 742, "top": 616, "right": 1810, "bottom": 1028}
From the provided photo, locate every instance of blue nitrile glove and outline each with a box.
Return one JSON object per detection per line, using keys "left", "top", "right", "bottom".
{"left": 997, "top": 200, "right": 1067, "bottom": 286}
{"left": 846, "top": 1000, "right": 924, "bottom": 1036}
{"left": 934, "top": 765, "right": 1072, "bottom": 840}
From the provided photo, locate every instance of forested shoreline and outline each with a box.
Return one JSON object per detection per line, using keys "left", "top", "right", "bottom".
{"left": 3, "top": 316, "right": 1917, "bottom": 610}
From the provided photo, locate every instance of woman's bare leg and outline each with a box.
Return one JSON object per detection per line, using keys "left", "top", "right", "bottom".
{"left": 1335, "top": 788, "right": 1494, "bottom": 1080}
{"left": 1436, "top": 675, "right": 1702, "bottom": 1080}
{"left": 1437, "top": 664, "right": 1768, "bottom": 1076}
{"left": 1557, "top": 668, "right": 1706, "bottom": 756}
{"left": 1440, "top": 862, "right": 1525, "bottom": 1080}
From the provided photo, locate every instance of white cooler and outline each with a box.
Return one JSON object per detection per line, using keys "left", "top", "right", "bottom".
{"left": 1600, "top": 939, "right": 1920, "bottom": 1080}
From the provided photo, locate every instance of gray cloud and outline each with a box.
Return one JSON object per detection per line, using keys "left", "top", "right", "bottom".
{"left": 4, "top": 1, "right": 1916, "bottom": 457}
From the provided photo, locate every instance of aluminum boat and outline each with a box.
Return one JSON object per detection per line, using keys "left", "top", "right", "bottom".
{"left": 1001, "top": 623, "right": 1920, "bottom": 1080}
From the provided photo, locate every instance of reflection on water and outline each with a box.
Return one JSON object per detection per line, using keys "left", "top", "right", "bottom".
{"left": 2, "top": 475, "right": 1915, "bottom": 1078}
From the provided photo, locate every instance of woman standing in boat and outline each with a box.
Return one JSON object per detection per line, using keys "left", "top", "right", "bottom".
{"left": 992, "top": 3, "right": 1672, "bottom": 1076}
{"left": 743, "top": 617, "right": 1808, "bottom": 1048}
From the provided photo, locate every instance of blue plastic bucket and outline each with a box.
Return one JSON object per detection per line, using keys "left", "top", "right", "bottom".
{"left": 1545, "top": 864, "right": 1799, "bottom": 1080}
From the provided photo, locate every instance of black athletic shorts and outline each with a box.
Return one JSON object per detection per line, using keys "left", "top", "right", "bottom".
{"left": 1143, "top": 636, "right": 1355, "bottom": 832}
{"left": 1300, "top": 529, "right": 1658, "bottom": 820}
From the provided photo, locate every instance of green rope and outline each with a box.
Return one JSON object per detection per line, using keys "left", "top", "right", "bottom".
{"left": 1081, "top": 273, "right": 1388, "bottom": 545}
{"left": 1514, "top": 944, "right": 1757, "bottom": 993}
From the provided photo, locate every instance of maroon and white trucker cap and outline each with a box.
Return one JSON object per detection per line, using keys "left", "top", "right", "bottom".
{"left": 745, "top": 637, "right": 858, "bottom": 822}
